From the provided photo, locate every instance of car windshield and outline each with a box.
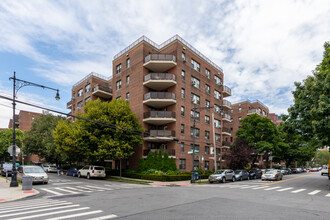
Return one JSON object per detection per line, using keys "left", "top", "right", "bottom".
{"left": 213, "top": 170, "right": 224, "bottom": 174}
{"left": 234, "top": 170, "right": 242, "bottom": 174}
{"left": 3, "top": 164, "right": 12, "bottom": 169}
{"left": 24, "top": 167, "right": 45, "bottom": 173}
{"left": 265, "top": 170, "right": 277, "bottom": 174}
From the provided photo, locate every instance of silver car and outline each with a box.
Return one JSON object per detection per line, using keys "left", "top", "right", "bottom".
{"left": 17, "top": 165, "right": 49, "bottom": 184}
{"left": 209, "top": 169, "right": 236, "bottom": 183}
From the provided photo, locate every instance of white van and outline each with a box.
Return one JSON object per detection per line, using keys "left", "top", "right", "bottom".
{"left": 321, "top": 165, "right": 328, "bottom": 176}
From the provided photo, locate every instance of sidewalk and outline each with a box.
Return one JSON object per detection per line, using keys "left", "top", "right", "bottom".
{"left": 0, "top": 177, "right": 39, "bottom": 203}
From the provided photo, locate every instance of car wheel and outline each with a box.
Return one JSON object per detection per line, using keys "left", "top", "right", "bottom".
{"left": 44, "top": 182, "right": 48, "bottom": 184}
{"left": 232, "top": 177, "right": 236, "bottom": 182}
{"left": 87, "top": 173, "right": 90, "bottom": 180}
{"left": 78, "top": 172, "right": 81, "bottom": 178}
{"left": 221, "top": 177, "right": 226, "bottom": 183}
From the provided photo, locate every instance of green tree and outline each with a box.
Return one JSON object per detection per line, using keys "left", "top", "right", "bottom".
{"left": 228, "top": 138, "right": 255, "bottom": 170}
{"left": 0, "top": 129, "right": 24, "bottom": 161}
{"left": 289, "top": 42, "right": 330, "bottom": 146}
{"left": 24, "top": 114, "right": 64, "bottom": 164}
{"left": 315, "top": 150, "right": 330, "bottom": 165}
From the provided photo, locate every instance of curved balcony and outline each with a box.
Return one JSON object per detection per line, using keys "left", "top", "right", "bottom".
{"left": 144, "top": 130, "right": 176, "bottom": 142}
{"left": 222, "top": 99, "right": 232, "bottom": 109}
{"left": 143, "top": 111, "right": 176, "bottom": 125}
{"left": 143, "top": 92, "right": 176, "bottom": 108}
{"left": 247, "top": 109, "right": 261, "bottom": 116}
{"left": 67, "top": 100, "right": 72, "bottom": 109}
{"left": 144, "top": 54, "right": 177, "bottom": 72}
{"left": 222, "top": 113, "right": 231, "bottom": 123}
{"left": 92, "top": 85, "right": 112, "bottom": 99}
{"left": 143, "top": 73, "right": 176, "bottom": 90}
{"left": 223, "top": 85, "right": 232, "bottom": 97}
{"left": 222, "top": 141, "right": 232, "bottom": 148}
{"left": 222, "top": 127, "right": 232, "bottom": 136}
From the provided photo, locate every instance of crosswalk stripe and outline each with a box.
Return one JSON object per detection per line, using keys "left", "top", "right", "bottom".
{"left": 0, "top": 202, "right": 72, "bottom": 214}
{"left": 252, "top": 186, "right": 269, "bottom": 190}
{"left": 51, "top": 182, "right": 83, "bottom": 185}
{"left": 0, "top": 200, "right": 66, "bottom": 209}
{"left": 87, "top": 214, "right": 118, "bottom": 220}
{"left": 55, "top": 187, "right": 80, "bottom": 194}
{"left": 45, "top": 210, "right": 103, "bottom": 220}
{"left": 291, "top": 189, "right": 306, "bottom": 193}
{"left": 85, "top": 185, "right": 113, "bottom": 191}
{"left": 264, "top": 186, "right": 281, "bottom": 191}
{"left": 76, "top": 186, "right": 104, "bottom": 191}
{"left": 277, "top": 187, "right": 293, "bottom": 192}
{"left": 41, "top": 188, "right": 64, "bottom": 195}
{"left": 1, "top": 204, "right": 80, "bottom": 218}
{"left": 308, "top": 190, "right": 321, "bottom": 195}
{"left": 240, "top": 185, "right": 257, "bottom": 189}
{"left": 8, "top": 207, "right": 90, "bottom": 220}
{"left": 325, "top": 193, "right": 330, "bottom": 197}
{"left": 65, "top": 186, "right": 92, "bottom": 192}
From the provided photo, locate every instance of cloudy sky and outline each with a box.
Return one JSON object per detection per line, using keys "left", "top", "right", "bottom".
{"left": 0, "top": 0, "right": 329, "bottom": 128}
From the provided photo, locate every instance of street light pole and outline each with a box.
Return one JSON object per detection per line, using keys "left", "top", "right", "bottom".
{"left": 191, "top": 103, "right": 196, "bottom": 183}
{"left": 9, "top": 72, "right": 60, "bottom": 187}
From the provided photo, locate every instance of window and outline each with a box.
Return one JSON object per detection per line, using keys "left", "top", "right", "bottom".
{"left": 214, "top": 75, "right": 222, "bottom": 86}
{"left": 263, "top": 110, "right": 267, "bottom": 116}
{"left": 239, "top": 117, "right": 242, "bottom": 121}
{"left": 77, "top": 101, "right": 83, "bottom": 108}
{"left": 205, "top": 84, "right": 210, "bottom": 94}
{"left": 205, "top": 100, "right": 210, "bottom": 108}
{"left": 191, "top": 59, "right": 200, "bottom": 72}
{"left": 238, "top": 107, "right": 242, "bottom": 113}
{"left": 126, "top": 75, "right": 130, "bottom": 86}
{"left": 191, "top": 93, "right": 200, "bottom": 105}
{"left": 182, "top": 52, "right": 186, "bottom": 62}
{"left": 190, "top": 110, "right": 200, "bottom": 121}
{"left": 205, "top": 69, "right": 210, "bottom": 79}
{"left": 78, "top": 89, "right": 83, "bottom": 97}
{"left": 181, "top": 70, "right": 185, "bottom": 81}
{"left": 126, "top": 58, "right": 130, "bottom": 68}
{"left": 181, "top": 124, "right": 185, "bottom": 134}
{"left": 214, "top": 104, "right": 221, "bottom": 114}
{"left": 191, "top": 76, "right": 200, "bottom": 89}
{"left": 205, "top": 161, "right": 209, "bottom": 170}
{"left": 205, "top": 131, "right": 210, "bottom": 140}
{"left": 215, "top": 133, "right": 221, "bottom": 142}
{"left": 126, "top": 92, "right": 130, "bottom": 101}
{"left": 181, "top": 143, "right": 184, "bottom": 153}
{"left": 190, "top": 127, "right": 200, "bottom": 137}
{"left": 231, "top": 109, "right": 234, "bottom": 114}
{"left": 85, "top": 96, "right": 91, "bottom": 104}
{"left": 116, "top": 63, "right": 122, "bottom": 74}
{"left": 205, "top": 146, "right": 210, "bottom": 155}
{"left": 214, "top": 119, "right": 221, "bottom": 128}
{"left": 190, "top": 144, "right": 200, "bottom": 151}
{"left": 216, "top": 162, "right": 220, "bottom": 170}
{"left": 216, "top": 148, "right": 221, "bottom": 155}
{"left": 214, "top": 90, "right": 221, "bottom": 100}
{"left": 179, "top": 159, "right": 186, "bottom": 169}
{"left": 116, "top": 80, "right": 122, "bottom": 90}
{"left": 205, "top": 115, "right": 210, "bottom": 124}
{"left": 181, "top": 88, "right": 185, "bottom": 99}
{"left": 85, "top": 84, "right": 91, "bottom": 93}
{"left": 180, "top": 106, "right": 185, "bottom": 116}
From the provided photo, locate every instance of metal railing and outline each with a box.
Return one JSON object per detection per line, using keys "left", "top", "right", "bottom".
{"left": 223, "top": 113, "right": 231, "bottom": 121}
{"left": 113, "top": 35, "right": 223, "bottom": 73}
{"left": 222, "top": 127, "right": 232, "bottom": 134}
{"left": 72, "top": 72, "right": 112, "bottom": 89}
{"left": 143, "top": 111, "right": 176, "bottom": 119}
{"left": 144, "top": 130, "right": 176, "bottom": 137}
{"left": 222, "top": 99, "right": 232, "bottom": 107}
{"left": 144, "top": 54, "right": 176, "bottom": 63}
{"left": 222, "top": 141, "right": 232, "bottom": 147}
{"left": 144, "top": 73, "right": 176, "bottom": 82}
{"left": 144, "top": 92, "right": 176, "bottom": 100}
{"left": 143, "top": 149, "right": 176, "bottom": 156}
{"left": 92, "top": 85, "right": 112, "bottom": 94}
{"left": 67, "top": 100, "right": 72, "bottom": 107}
{"left": 223, "top": 85, "right": 231, "bottom": 95}
{"left": 247, "top": 109, "right": 260, "bottom": 115}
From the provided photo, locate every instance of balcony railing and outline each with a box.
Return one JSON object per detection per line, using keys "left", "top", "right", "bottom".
{"left": 247, "top": 109, "right": 261, "bottom": 115}
{"left": 143, "top": 92, "right": 176, "bottom": 101}
{"left": 67, "top": 100, "right": 72, "bottom": 108}
{"left": 144, "top": 111, "right": 176, "bottom": 119}
{"left": 223, "top": 113, "right": 231, "bottom": 121}
{"left": 222, "top": 127, "right": 232, "bottom": 134}
{"left": 144, "top": 73, "right": 176, "bottom": 82}
{"left": 222, "top": 99, "right": 232, "bottom": 108}
{"left": 144, "top": 130, "right": 175, "bottom": 138}
{"left": 222, "top": 141, "right": 232, "bottom": 147}
{"left": 144, "top": 54, "right": 176, "bottom": 63}
{"left": 93, "top": 85, "right": 112, "bottom": 94}
{"left": 223, "top": 85, "right": 232, "bottom": 97}
{"left": 143, "top": 149, "right": 176, "bottom": 157}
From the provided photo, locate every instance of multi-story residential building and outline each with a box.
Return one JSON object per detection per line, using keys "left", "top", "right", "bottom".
{"left": 67, "top": 35, "right": 232, "bottom": 171}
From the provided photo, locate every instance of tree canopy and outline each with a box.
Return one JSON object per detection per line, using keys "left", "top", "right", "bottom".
{"left": 288, "top": 42, "right": 330, "bottom": 146}
{"left": 0, "top": 128, "right": 24, "bottom": 161}
{"left": 228, "top": 138, "right": 255, "bottom": 170}
{"left": 315, "top": 150, "right": 330, "bottom": 166}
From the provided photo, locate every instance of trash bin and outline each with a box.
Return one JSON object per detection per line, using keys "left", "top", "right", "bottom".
{"left": 22, "top": 176, "right": 33, "bottom": 190}
{"left": 194, "top": 172, "right": 199, "bottom": 181}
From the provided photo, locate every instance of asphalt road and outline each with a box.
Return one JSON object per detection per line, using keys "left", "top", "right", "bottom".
{"left": 1, "top": 172, "right": 330, "bottom": 220}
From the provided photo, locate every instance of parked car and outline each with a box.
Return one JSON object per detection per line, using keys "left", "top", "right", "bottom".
{"left": 262, "top": 170, "right": 283, "bottom": 181}
{"left": 1, "top": 163, "right": 14, "bottom": 177}
{"left": 234, "top": 170, "right": 250, "bottom": 181}
{"left": 17, "top": 165, "right": 49, "bottom": 184}
{"left": 321, "top": 165, "right": 328, "bottom": 176}
{"left": 291, "top": 168, "right": 298, "bottom": 174}
{"left": 77, "top": 165, "right": 106, "bottom": 179}
{"left": 66, "top": 168, "right": 78, "bottom": 177}
{"left": 280, "top": 169, "right": 288, "bottom": 175}
{"left": 248, "top": 169, "right": 262, "bottom": 179}
{"left": 208, "top": 169, "right": 236, "bottom": 183}
{"left": 285, "top": 168, "right": 292, "bottom": 174}
{"left": 311, "top": 167, "right": 319, "bottom": 172}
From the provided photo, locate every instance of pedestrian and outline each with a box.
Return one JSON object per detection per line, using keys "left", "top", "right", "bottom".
{"left": 57, "top": 165, "right": 61, "bottom": 176}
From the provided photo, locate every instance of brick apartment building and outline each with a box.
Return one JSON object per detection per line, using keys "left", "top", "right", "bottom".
{"left": 8, "top": 110, "right": 43, "bottom": 163}
{"left": 67, "top": 35, "right": 233, "bottom": 172}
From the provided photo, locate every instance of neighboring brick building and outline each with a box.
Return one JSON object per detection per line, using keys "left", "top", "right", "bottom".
{"left": 67, "top": 35, "right": 232, "bottom": 171}
{"left": 8, "top": 110, "right": 43, "bottom": 163}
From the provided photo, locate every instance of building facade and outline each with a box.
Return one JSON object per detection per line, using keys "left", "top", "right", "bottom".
{"left": 67, "top": 35, "right": 232, "bottom": 171}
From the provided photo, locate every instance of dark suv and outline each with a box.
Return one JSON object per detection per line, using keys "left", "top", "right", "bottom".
{"left": 248, "top": 169, "right": 262, "bottom": 179}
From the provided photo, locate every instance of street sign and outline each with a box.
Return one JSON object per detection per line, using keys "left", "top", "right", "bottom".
{"left": 8, "top": 145, "right": 20, "bottom": 156}
{"left": 188, "top": 150, "right": 199, "bottom": 154}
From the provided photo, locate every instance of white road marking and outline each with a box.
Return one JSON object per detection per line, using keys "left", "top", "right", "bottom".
{"left": 45, "top": 210, "right": 103, "bottom": 220}
{"left": 8, "top": 207, "right": 89, "bottom": 220}
{"left": 264, "top": 186, "right": 281, "bottom": 191}
{"left": 308, "top": 190, "right": 321, "bottom": 195}
{"left": 55, "top": 187, "right": 80, "bottom": 194}
{"left": 85, "top": 185, "right": 114, "bottom": 190}
{"left": 240, "top": 185, "right": 257, "bottom": 189}
{"left": 65, "top": 186, "right": 92, "bottom": 193}
{"left": 87, "top": 214, "right": 118, "bottom": 220}
{"left": 51, "top": 182, "right": 83, "bottom": 185}
{"left": 252, "top": 186, "right": 269, "bottom": 190}
{"left": 0, "top": 202, "right": 71, "bottom": 213}
{"left": 325, "top": 193, "right": 330, "bottom": 197}
{"left": 0, "top": 200, "right": 66, "bottom": 209}
{"left": 291, "top": 189, "right": 306, "bottom": 193}
{"left": 76, "top": 186, "right": 104, "bottom": 191}
{"left": 277, "top": 187, "right": 293, "bottom": 192}
{"left": 41, "top": 188, "right": 64, "bottom": 195}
